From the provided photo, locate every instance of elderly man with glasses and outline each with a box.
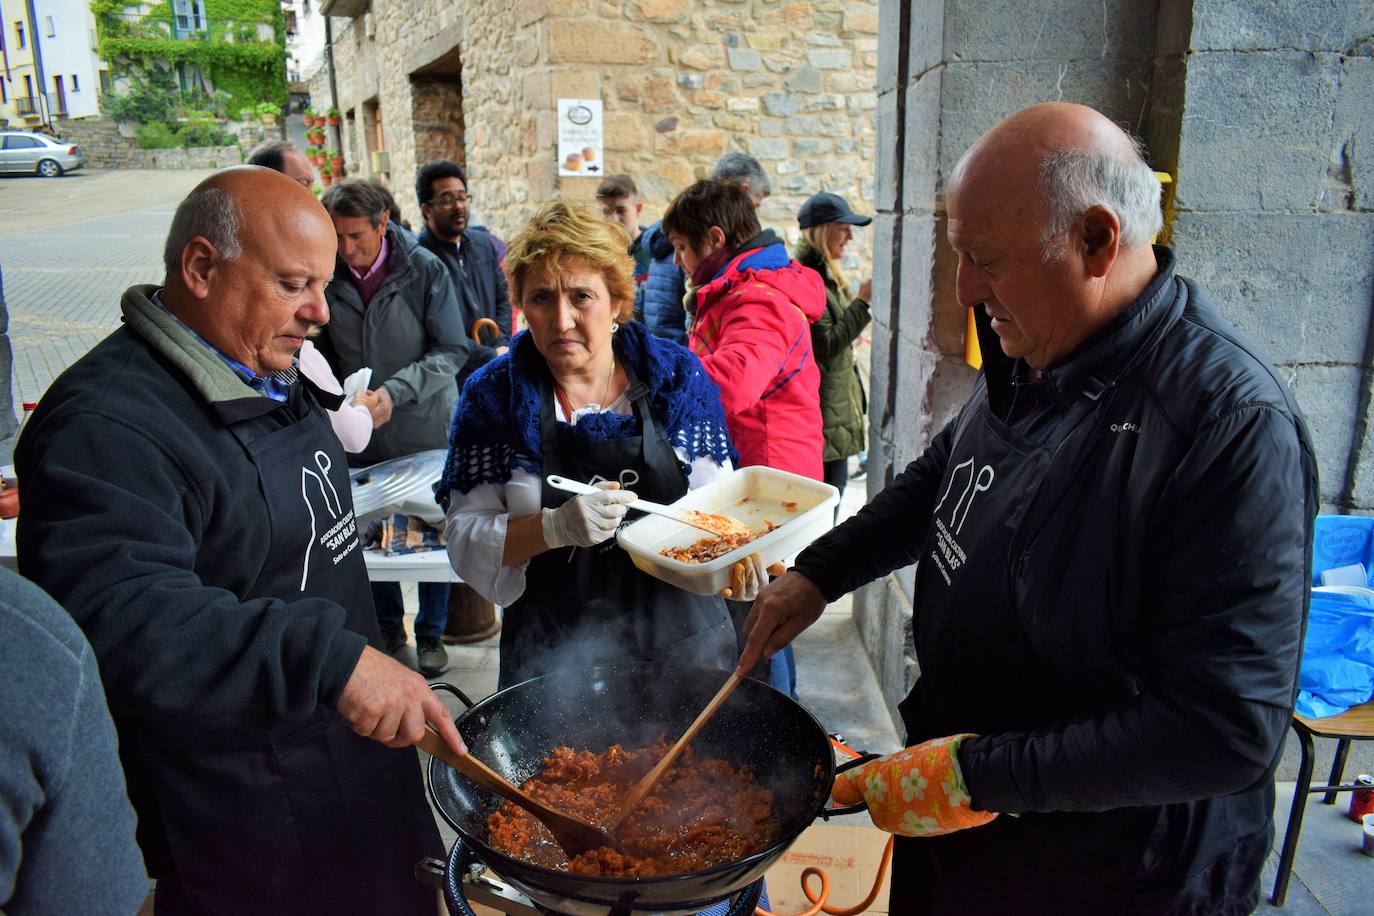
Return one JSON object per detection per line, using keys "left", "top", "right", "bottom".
{"left": 415, "top": 160, "right": 512, "bottom": 381}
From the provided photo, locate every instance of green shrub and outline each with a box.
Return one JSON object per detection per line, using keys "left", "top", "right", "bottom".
{"left": 102, "top": 67, "right": 180, "bottom": 125}
{"left": 136, "top": 121, "right": 181, "bottom": 149}
{"left": 178, "top": 109, "right": 234, "bottom": 148}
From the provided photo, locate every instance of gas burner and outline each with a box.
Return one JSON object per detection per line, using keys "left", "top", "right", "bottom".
{"left": 418, "top": 839, "right": 768, "bottom": 916}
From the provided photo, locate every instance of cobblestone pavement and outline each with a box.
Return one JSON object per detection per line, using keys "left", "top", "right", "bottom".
{"left": 1, "top": 169, "right": 214, "bottom": 404}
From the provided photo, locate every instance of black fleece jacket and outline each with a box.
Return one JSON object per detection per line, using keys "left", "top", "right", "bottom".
{"left": 794, "top": 249, "right": 1319, "bottom": 912}
{"left": 16, "top": 289, "right": 368, "bottom": 729}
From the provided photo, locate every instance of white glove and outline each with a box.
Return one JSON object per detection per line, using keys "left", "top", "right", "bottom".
{"left": 722, "top": 553, "right": 769, "bottom": 602}
{"left": 541, "top": 483, "right": 638, "bottom": 549}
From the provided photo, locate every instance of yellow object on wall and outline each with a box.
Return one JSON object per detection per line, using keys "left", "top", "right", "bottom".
{"left": 961, "top": 170, "right": 1175, "bottom": 370}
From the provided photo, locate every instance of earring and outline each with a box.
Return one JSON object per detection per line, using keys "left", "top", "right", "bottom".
{"left": 610, "top": 320, "right": 620, "bottom": 334}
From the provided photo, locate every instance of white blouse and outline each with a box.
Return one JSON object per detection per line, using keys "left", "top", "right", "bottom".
{"left": 443, "top": 392, "right": 730, "bottom": 606}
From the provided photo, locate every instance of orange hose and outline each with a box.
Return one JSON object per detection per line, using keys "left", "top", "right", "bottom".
{"left": 756, "top": 738, "right": 887, "bottom": 916}
{"left": 754, "top": 835, "right": 895, "bottom": 916}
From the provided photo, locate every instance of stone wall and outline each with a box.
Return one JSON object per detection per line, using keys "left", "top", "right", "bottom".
{"left": 1161, "top": 0, "right": 1374, "bottom": 511}
{"left": 127, "top": 146, "right": 243, "bottom": 169}
{"left": 311, "top": 0, "right": 878, "bottom": 280}
{"left": 56, "top": 115, "right": 248, "bottom": 169}
{"left": 861, "top": 0, "right": 1374, "bottom": 734}
{"left": 57, "top": 116, "right": 139, "bottom": 168}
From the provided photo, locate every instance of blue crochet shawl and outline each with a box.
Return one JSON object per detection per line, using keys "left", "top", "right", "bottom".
{"left": 435, "top": 320, "right": 735, "bottom": 505}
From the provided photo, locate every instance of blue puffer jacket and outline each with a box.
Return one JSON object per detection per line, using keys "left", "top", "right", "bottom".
{"left": 634, "top": 222, "right": 688, "bottom": 344}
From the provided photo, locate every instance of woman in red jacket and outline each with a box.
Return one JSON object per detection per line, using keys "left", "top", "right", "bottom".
{"left": 662, "top": 180, "right": 827, "bottom": 481}
{"left": 663, "top": 180, "right": 827, "bottom": 700}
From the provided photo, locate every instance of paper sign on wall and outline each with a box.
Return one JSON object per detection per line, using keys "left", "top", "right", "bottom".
{"left": 557, "top": 99, "right": 604, "bottom": 177}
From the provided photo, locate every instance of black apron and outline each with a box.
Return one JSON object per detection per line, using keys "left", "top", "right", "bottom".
{"left": 498, "top": 360, "right": 735, "bottom": 690}
{"left": 889, "top": 332, "right": 1233, "bottom": 914}
{"left": 150, "top": 384, "right": 440, "bottom": 916}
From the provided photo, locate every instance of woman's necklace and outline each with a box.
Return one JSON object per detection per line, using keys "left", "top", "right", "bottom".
{"left": 555, "top": 356, "right": 617, "bottom": 418}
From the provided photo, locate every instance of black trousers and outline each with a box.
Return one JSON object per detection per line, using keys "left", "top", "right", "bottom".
{"left": 823, "top": 458, "right": 848, "bottom": 522}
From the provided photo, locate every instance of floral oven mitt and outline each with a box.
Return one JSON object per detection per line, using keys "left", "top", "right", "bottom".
{"left": 831, "top": 734, "right": 999, "bottom": 837}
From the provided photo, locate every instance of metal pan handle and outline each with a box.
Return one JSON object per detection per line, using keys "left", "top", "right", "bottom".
{"left": 413, "top": 856, "right": 446, "bottom": 889}
{"left": 430, "top": 681, "right": 477, "bottom": 711}
{"left": 820, "top": 752, "right": 882, "bottom": 819}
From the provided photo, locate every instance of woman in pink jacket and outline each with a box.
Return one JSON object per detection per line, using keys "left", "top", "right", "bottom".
{"left": 662, "top": 180, "right": 826, "bottom": 481}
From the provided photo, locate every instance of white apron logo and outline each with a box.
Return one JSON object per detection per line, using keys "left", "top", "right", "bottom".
{"left": 929, "top": 456, "right": 995, "bottom": 585}
{"left": 588, "top": 468, "right": 641, "bottom": 489}
{"left": 300, "top": 450, "right": 356, "bottom": 591}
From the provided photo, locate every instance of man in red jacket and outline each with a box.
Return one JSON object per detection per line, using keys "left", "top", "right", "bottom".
{"left": 662, "top": 179, "right": 826, "bottom": 481}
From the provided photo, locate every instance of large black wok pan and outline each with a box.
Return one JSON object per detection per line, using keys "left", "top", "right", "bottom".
{"left": 426, "top": 663, "right": 870, "bottom": 916}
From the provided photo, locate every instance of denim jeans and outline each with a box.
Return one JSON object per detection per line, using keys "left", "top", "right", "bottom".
{"left": 372, "top": 582, "right": 451, "bottom": 639}
{"left": 768, "top": 644, "right": 797, "bottom": 700}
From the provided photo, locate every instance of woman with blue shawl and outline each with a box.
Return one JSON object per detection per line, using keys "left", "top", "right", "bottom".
{"left": 437, "top": 202, "right": 759, "bottom": 689}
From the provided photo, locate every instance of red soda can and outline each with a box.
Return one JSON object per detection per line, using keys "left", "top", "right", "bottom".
{"left": 1348, "top": 774, "right": 1374, "bottom": 822}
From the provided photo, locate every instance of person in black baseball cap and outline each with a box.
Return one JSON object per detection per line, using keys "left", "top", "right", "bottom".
{"left": 798, "top": 191, "right": 874, "bottom": 229}
{"left": 793, "top": 190, "right": 873, "bottom": 505}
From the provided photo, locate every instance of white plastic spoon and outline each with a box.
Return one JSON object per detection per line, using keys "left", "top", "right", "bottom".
{"left": 545, "top": 474, "right": 746, "bottom": 536}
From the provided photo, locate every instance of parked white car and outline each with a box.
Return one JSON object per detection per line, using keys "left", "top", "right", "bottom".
{"left": 0, "top": 130, "right": 85, "bottom": 177}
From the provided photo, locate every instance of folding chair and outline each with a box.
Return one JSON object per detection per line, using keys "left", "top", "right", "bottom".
{"left": 1269, "top": 699, "right": 1374, "bottom": 905}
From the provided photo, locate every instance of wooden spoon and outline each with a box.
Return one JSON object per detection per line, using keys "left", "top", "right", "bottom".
{"left": 605, "top": 669, "right": 745, "bottom": 832}
{"left": 417, "top": 725, "right": 613, "bottom": 858}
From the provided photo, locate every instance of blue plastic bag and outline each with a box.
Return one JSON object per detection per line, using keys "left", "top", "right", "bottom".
{"left": 1295, "top": 516, "right": 1374, "bottom": 718}
{"left": 1296, "top": 590, "right": 1374, "bottom": 718}
{"left": 1311, "top": 515, "right": 1374, "bottom": 588}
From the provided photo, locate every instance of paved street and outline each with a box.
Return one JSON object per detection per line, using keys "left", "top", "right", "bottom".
{"left": 1, "top": 168, "right": 214, "bottom": 404}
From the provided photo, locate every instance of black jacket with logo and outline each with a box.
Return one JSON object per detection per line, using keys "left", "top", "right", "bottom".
{"left": 15, "top": 287, "right": 440, "bottom": 913}
{"left": 795, "top": 249, "right": 1319, "bottom": 914}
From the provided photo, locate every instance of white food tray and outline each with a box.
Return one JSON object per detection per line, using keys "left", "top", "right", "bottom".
{"left": 616, "top": 466, "right": 838, "bottom": 596}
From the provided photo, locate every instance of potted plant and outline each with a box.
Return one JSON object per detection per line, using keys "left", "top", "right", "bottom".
{"left": 309, "top": 126, "right": 326, "bottom": 146}
{"left": 329, "top": 150, "right": 344, "bottom": 172}
{"left": 326, "top": 106, "right": 342, "bottom": 126}
{"left": 255, "top": 101, "right": 280, "bottom": 125}
{"left": 303, "top": 107, "right": 318, "bottom": 126}
{"left": 319, "top": 161, "right": 334, "bottom": 186}
{"left": 310, "top": 146, "right": 327, "bottom": 166}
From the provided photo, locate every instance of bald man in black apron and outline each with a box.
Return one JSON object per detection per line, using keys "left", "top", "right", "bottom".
{"left": 741, "top": 103, "right": 1317, "bottom": 915}
{"left": 17, "top": 167, "right": 464, "bottom": 915}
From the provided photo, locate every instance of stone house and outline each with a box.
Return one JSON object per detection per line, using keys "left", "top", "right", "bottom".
{"left": 309, "top": 0, "right": 879, "bottom": 270}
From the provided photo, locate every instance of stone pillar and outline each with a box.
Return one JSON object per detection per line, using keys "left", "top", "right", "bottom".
{"left": 1162, "top": 0, "right": 1374, "bottom": 511}
{"left": 862, "top": 0, "right": 1374, "bottom": 734}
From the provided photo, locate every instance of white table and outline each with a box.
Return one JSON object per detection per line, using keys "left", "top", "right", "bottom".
{"left": 0, "top": 519, "right": 14, "bottom": 571}
{"left": 363, "top": 548, "right": 462, "bottom": 584}
{"left": 0, "top": 520, "right": 459, "bottom": 584}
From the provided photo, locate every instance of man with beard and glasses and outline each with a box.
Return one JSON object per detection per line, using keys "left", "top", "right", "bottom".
{"left": 415, "top": 160, "right": 513, "bottom": 384}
